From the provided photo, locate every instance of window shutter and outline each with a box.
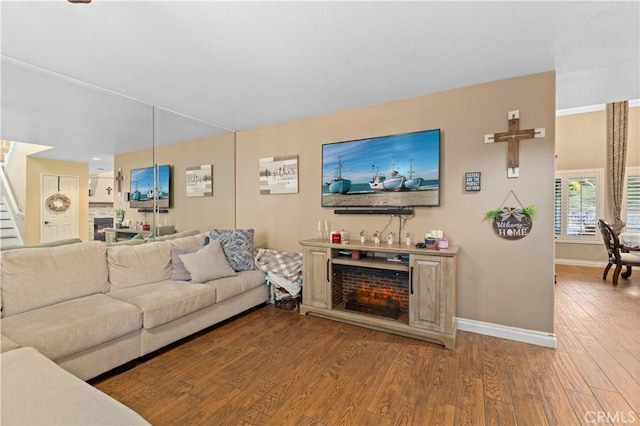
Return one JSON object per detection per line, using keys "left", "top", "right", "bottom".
{"left": 566, "top": 177, "right": 597, "bottom": 236}
{"left": 626, "top": 174, "right": 640, "bottom": 232}
{"left": 555, "top": 169, "right": 602, "bottom": 242}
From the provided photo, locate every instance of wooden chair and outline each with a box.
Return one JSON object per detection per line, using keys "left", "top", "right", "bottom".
{"left": 597, "top": 219, "right": 640, "bottom": 285}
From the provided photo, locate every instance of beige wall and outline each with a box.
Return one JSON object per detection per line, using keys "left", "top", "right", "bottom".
{"left": 236, "top": 72, "right": 557, "bottom": 333}
{"left": 114, "top": 132, "right": 236, "bottom": 233}
{"left": 26, "top": 157, "right": 88, "bottom": 245}
{"left": 555, "top": 105, "right": 639, "bottom": 263}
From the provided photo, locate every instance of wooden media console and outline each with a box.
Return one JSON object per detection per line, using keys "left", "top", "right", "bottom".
{"left": 299, "top": 239, "right": 458, "bottom": 349}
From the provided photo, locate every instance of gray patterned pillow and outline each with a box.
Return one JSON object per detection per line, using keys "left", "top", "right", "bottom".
{"left": 209, "top": 229, "right": 256, "bottom": 271}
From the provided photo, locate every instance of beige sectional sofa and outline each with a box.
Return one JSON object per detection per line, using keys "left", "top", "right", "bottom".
{"left": 0, "top": 231, "right": 268, "bottom": 424}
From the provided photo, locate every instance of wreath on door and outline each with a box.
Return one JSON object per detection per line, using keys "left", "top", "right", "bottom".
{"left": 46, "top": 193, "right": 71, "bottom": 213}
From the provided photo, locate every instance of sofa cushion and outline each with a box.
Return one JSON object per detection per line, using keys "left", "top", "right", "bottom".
{"left": 1, "top": 294, "right": 142, "bottom": 360}
{"left": 107, "top": 241, "right": 172, "bottom": 289}
{"left": 108, "top": 280, "right": 217, "bottom": 329}
{"left": 0, "top": 237, "right": 83, "bottom": 251}
{"left": 1, "top": 347, "right": 150, "bottom": 425}
{"left": 146, "top": 229, "right": 201, "bottom": 242}
{"left": 179, "top": 240, "right": 237, "bottom": 283}
{"left": 209, "top": 229, "right": 257, "bottom": 271}
{"left": 107, "top": 237, "right": 146, "bottom": 246}
{"left": 1, "top": 332, "right": 19, "bottom": 353}
{"left": 207, "top": 270, "right": 266, "bottom": 303}
{"left": 1, "top": 241, "right": 109, "bottom": 317}
{"left": 167, "top": 234, "right": 208, "bottom": 250}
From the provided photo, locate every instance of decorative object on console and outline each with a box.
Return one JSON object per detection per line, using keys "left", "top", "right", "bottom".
{"left": 373, "top": 231, "right": 380, "bottom": 245}
{"left": 186, "top": 164, "right": 213, "bottom": 198}
{"left": 484, "top": 110, "right": 545, "bottom": 178}
{"left": 486, "top": 190, "right": 536, "bottom": 240}
{"left": 317, "top": 220, "right": 329, "bottom": 240}
{"left": 209, "top": 229, "right": 257, "bottom": 271}
{"left": 331, "top": 232, "right": 341, "bottom": 244}
{"left": 360, "top": 230, "right": 366, "bottom": 244}
{"left": 259, "top": 155, "right": 298, "bottom": 195}
{"left": 114, "top": 207, "right": 126, "bottom": 228}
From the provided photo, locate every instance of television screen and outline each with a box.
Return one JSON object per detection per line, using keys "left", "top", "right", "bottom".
{"left": 129, "top": 164, "right": 171, "bottom": 208}
{"left": 322, "top": 129, "right": 440, "bottom": 208}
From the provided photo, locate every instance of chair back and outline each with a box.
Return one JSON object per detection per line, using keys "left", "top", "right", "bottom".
{"left": 598, "top": 219, "right": 621, "bottom": 263}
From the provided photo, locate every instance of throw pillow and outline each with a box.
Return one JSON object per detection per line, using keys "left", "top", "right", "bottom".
{"left": 170, "top": 246, "right": 201, "bottom": 281}
{"left": 178, "top": 240, "right": 236, "bottom": 283}
{"left": 209, "top": 229, "right": 256, "bottom": 271}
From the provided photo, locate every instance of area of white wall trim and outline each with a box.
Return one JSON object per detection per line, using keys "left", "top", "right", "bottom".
{"left": 554, "top": 258, "right": 607, "bottom": 268}
{"left": 556, "top": 98, "right": 640, "bottom": 116}
{"left": 457, "top": 318, "right": 558, "bottom": 348}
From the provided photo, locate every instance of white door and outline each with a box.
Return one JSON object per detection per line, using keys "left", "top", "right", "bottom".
{"left": 41, "top": 174, "right": 79, "bottom": 243}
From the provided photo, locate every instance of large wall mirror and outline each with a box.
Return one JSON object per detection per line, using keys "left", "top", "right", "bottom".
{"left": 1, "top": 57, "right": 228, "bottom": 246}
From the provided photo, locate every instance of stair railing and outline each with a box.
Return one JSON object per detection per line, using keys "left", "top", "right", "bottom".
{"left": 0, "top": 164, "right": 26, "bottom": 245}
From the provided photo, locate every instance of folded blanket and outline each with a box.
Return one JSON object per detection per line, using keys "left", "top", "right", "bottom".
{"left": 254, "top": 248, "right": 302, "bottom": 278}
{"left": 269, "top": 272, "right": 302, "bottom": 298}
{"left": 255, "top": 248, "right": 303, "bottom": 299}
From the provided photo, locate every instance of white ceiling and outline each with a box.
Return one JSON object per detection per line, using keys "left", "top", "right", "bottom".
{"left": 2, "top": 1, "right": 639, "bottom": 173}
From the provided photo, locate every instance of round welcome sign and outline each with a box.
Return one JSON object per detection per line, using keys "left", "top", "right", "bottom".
{"left": 489, "top": 207, "right": 534, "bottom": 240}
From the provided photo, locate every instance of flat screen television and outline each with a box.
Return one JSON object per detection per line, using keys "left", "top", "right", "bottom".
{"left": 322, "top": 129, "right": 440, "bottom": 208}
{"left": 129, "top": 164, "right": 171, "bottom": 208}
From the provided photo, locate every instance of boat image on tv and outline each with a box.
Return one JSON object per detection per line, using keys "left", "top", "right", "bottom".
{"left": 326, "top": 155, "right": 352, "bottom": 194}
{"left": 130, "top": 164, "right": 171, "bottom": 208}
{"left": 321, "top": 129, "right": 440, "bottom": 207}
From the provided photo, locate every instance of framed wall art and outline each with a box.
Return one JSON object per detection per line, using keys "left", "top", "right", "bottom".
{"left": 259, "top": 155, "right": 298, "bottom": 195}
{"left": 186, "top": 164, "right": 213, "bottom": 197}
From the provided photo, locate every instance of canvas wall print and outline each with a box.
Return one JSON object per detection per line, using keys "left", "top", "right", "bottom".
{"left": 322, "top": 129, "right": 441, "bottom": 207}
{"left": 186, "top": 164, "right": 213, "bottom": 197}
{"left": 259, "top": 155, "right": 298, "bottom": 195}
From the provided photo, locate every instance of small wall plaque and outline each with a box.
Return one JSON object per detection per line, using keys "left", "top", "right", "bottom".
{"left": 465, "top": 172, "right": 481, "bottom": 191}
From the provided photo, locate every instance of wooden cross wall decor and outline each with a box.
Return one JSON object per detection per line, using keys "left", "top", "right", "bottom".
{"left": 114, "top": 168, "right": 126, "bottom": 194}
{"left": 484, "top": 110, "right": 545, "bottom": 178}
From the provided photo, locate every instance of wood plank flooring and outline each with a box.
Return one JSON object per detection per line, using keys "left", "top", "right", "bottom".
{"left": 91, "top": 265, "right": 640, "bottom": 425}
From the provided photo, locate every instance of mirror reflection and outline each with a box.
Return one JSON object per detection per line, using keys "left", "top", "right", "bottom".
{"left": 1, "top": 58, "right": 227, "bottom": 248}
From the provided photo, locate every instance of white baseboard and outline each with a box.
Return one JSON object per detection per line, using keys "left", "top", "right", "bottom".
{"left": 554, "top": 258, "right": 606, "bottom": 268}
{"left": 456, "top": 318, "right": 558, "bottom": 348}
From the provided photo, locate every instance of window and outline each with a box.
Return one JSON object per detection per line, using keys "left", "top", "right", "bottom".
{"left": 624, "top": 168, "right": 640, "bottom": 232}
{"left": 555, "top": 169, "right": 603, "bottom": 243}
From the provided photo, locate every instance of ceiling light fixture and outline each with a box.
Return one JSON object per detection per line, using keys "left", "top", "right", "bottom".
{"left": 68, "top": 0, "right": 92, "bottom": 3}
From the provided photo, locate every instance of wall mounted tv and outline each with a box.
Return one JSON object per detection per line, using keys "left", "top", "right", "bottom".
{"left": 129, "top": 164, "right": 171, "bottom": 208}
{"left": 322, "top": 129, "right": 440, "bottom": 208}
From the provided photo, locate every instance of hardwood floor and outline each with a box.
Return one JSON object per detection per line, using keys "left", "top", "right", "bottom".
{"left": 91, "top": 265, "right": 640, "bottom": 425}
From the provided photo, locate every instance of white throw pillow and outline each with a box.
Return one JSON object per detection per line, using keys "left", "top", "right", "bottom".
{"left": 178, "top": 240, "right": 236, "bottom": 283}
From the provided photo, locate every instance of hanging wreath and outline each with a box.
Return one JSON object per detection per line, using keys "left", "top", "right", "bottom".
{"left": 485, "top": 191, "right": 536, "bottom": 241}
{"left": 46, "top": 193, "right": 71, "bottom": 213}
